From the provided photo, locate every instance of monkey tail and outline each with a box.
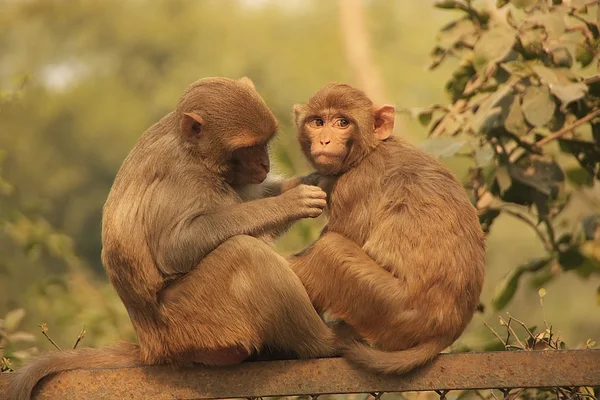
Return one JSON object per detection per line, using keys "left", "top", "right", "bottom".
{"left": 7, "top": 341, "right": 141, "bottom": 400}
{"left": 343, "top": 339, "right": 446, "bottom": 375}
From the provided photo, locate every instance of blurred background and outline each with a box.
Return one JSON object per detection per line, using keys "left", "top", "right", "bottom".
{"left": 0, "top": 0, "right": 598, "bottom": 366}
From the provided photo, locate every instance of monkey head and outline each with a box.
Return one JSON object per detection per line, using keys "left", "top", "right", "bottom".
{"left": 294, "top": 83, "right": 395, "bottom": 175}
{"left": 176, "top": 77, "right": 278, "bottom": 184}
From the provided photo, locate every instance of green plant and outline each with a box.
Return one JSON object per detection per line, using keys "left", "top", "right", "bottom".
{"left": 416, "top": 0, "right": 600, "bottom": 309}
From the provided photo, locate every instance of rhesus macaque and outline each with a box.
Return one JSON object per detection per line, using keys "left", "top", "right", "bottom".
{"left": 8, "top": 77, "right": 337, "bottom": 400}
{"left": 290, "top": 83, "right": 486, "bottom": 374}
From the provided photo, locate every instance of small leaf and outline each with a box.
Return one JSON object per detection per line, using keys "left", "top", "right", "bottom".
{"left": 511, "top": 0, "right": 538, "bottom": 9}
{"left": 531, "top": 64, "right": 561, "bottom": 85}
{"left": 538, "top": 288, "right": 547, "bottom": 298}
{"left": 522, "top": 85, "right": 556, "bottom": 127}
{"left": 558, "top": 247, "right": 586, "bottom": 270}
{"left": 549, "top": 47, "right": 573, "bottom": 68}
{"left": 472, "top": 84, "right": 515, "bottom": 133}
{"left": 418, "top": 137, "right": 467, "bottom": 158}
{"left": 504, "top": 95, "right": 529, "bottom": 136}
{"left": 492, "top": 266, "right": 525, "bottom": 310}
{"left": 575, "top": 44, "right": 595, "bottom": 67}
{"left": 500, "top": 61, "right": 532, "bottom": 77}
{"left": 4, "top": 308, "right": 26, "bottom": 332}
{"left": 473, "top": 25, "right": 516, "bottom": 73}
{"left": 582, "top": 214, "right": 600, "bottom": 240}
{"left": 519, "top": 29, "right": 545, "bottom": 58}
{"left": 475, "top": 144, "right": 495, "bottom": 167}
{"left": 566, "top": 167, "right": 594, "bottom": 187}
{"left": 408, "top": 107, "right": 437, "bottom": 127}
{"left": 435, "top": 0, "right": 459, "bottom": 9}
{"left": 549, "top": 82, "right": 588, "bottom": 111}
{"left": 495, "top": 166, "right": 512, "bottom": 195}
{"left": 528, "top": 12, "right": 567, "bottom": 38}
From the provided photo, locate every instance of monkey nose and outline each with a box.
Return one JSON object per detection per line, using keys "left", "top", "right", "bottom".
{"left": 320, "top": 140, "right": 331, "bottom": 146}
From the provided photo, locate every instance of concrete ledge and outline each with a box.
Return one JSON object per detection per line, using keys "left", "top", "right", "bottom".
{"left": 0, "top": 350, "right": 599, "bottom": 399}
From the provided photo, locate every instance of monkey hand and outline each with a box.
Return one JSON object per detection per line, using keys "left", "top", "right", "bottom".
{"left": 280, "top": 184, "right": 327, "bottom": 219}
{"left": 300, "top": 172, "right": 324, "bottom": 187}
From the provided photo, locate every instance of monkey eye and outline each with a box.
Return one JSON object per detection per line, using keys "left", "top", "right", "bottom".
{"left": 311, "top": 118, "right": 324, "bottom": 127}
{"left": 336, "top": 118, "right": 350, "bottom": 128}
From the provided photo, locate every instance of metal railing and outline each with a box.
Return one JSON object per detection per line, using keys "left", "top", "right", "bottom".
{"left": 0, "top": 350, "right": 598, "bottom": 399}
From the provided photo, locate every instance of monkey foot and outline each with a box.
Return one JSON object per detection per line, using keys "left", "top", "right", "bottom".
{"left": 191, "top": 346, "right": 250, "bottom": 366}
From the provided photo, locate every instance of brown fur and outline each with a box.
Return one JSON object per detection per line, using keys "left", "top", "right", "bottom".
{"left": 8, "top": 77, "right": 336, "bottom": 399}
{"left": 290, "top": 83, "right": 486, "bottom": 374}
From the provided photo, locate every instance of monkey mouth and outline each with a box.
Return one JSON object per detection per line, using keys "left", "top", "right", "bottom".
{"left": 312, "top": 151, "right": 344, "bottom": 162}
{"left": 250, "top": 174, "right": 267, "bottom": 184}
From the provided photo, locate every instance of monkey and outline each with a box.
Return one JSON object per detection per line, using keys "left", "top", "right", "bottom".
{"left": 8, "top": 77, "right": 338, "bottom": 400}
{"left": 289, "top": 83, "right": 486, "bottom": 375}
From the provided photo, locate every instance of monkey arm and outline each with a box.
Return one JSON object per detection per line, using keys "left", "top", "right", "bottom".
{"left": 260, "top": 172, "right": 323, "bottom": 197}
{"left": 289, "top": 231, "right": 406, "bottom": 328}
{"left": 155, "top": 196, "right": 300, "bottom": 276}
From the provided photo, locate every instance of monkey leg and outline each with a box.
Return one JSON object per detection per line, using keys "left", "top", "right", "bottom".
{"left": 289, "top": 232, "right": 413, "bottom": 348}
{"left": 159, "top": 235, "right": 336, "bottom": 364}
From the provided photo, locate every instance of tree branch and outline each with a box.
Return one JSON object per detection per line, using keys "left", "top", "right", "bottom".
{"left": 535, "top": 108, "right": 600, "bottom": 147}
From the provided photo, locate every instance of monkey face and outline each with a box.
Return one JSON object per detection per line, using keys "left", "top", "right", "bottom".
{"left": 294, "top": 83, "right": 396, "bottom": 176}
{"left": 299, "top": 112, "right": 354, "bottom": 175}
{"left": 229, "top": 144, "right": 270, "bottom": 184}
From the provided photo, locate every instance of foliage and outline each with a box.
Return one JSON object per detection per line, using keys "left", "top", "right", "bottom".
{"left": 0, "top": 82, "right": 134, "bottom": 368}
{"left": 417, "top": 0, "right": 600, "bottom": 310}
{"left": 475, "top": 288, "right": 598, "bottom": 400}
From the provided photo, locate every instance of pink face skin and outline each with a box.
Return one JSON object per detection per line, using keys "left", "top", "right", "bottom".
{"left": 231, "top": 144, "right": 270, "bottom": 185}
{"left": 302, "top": 110, "right": 354, "bottom": 174}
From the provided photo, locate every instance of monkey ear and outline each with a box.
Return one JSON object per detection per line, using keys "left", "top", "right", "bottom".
{"left": 238, "top": 77, "right": 256, "bottom": 90}
{"left": 373, "top": 105, "right": 395, "bottom": 141}
{"left": 293, "top": 104, "right": 305, "bottom": 126}
{"left": 181, "top": 112, "right": 204, "bottom": 141}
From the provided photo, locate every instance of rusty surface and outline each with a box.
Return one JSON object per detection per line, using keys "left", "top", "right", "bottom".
{"left": 0, "top": 350, "right": 598, "bottom": 399}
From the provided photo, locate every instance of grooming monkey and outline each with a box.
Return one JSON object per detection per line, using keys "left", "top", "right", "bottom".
{"left": 8, "top": 77, "right": 337, "bottom": 400}
{"left": 290, "top": 83, "right": 486, "bottom": 374}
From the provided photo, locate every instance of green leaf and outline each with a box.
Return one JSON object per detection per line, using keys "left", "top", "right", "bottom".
{"left": 575, "top": 44, "right": 595, "bottom": 67}
{"left": 445, "top": 64, "right": 476, "bottom": 100}
{"left": 408, "top": 107, "right": 436, "bottom": 126}
{"left": 472, "top": 83, "right": 515, "bottom": 133}
{"left": 550, "top": 82, "right": 588, "bottom": 111}
{"left": 528, "top": 11, "right": 567, "bottom": 38}
{"left": 559, "top": 247, "right": 586, "bottom": 270}
{"left": 437, "top": 17, "right": 477, "bottom": 49}
{"left": 531, "top": 64, "right": 561, "bottom": 85}
{"left": 492, "top": 266, "right": 525, "bottom": 310}
{"left": 522, "top": 85, "right": 556, "bottom": 127}
{"left": 582, "top": 214, "right": 600, "bottom": 240}
{"left": 511, "top": 0, "right": 538, "bottom": 9}
{"left": 500, "top": 61, "right": 532, "bottom": 78}
{"left": 557, "top": 137, "right": 600, "bottom": 176}
{"left": 518, "top": 29, "right": 544, "bottom": 58}
{"left": 473, "top": 25, "right": 516, "bottom": 73}
{"left": 435, "top": 0, "right": 460, "bottom": 9}
{"left": 495, "top": 166, "right": 512, "bottom": 195}
{"left": 504, "top": 95, "right": 529, "bottom": 136}
{"left": 566, "top": 167, "right": 594, "bottom": 187}
{"left": 4, "top": 308, "right": 26, "bottom": 332}
{"left": 475, "top": 144, "right": 495, "bottom": 167}
{"left": 549, "top": 47, "right": 573, "bottom": 68}
{"left": 418, "top": 137, "right": 467, "bottom": 158}
{"left": 538, "top": 288, "right": 547, "bottom": 298}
